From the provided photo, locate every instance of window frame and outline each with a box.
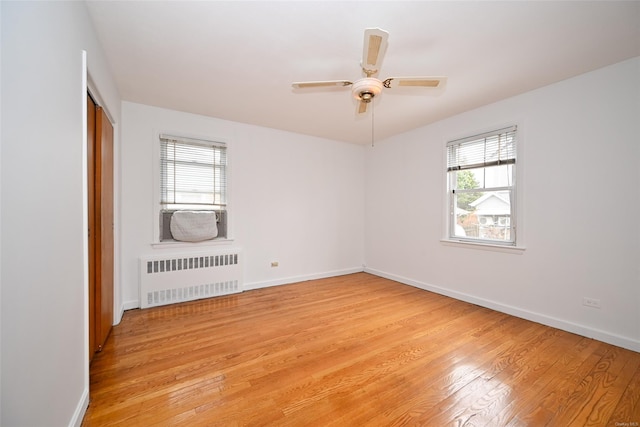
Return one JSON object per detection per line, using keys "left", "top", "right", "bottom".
{"left": 444, "top": 125, "right": 523, "bottom": 251}
{"left": 152, "top": 132, "right": 232, "bottom": 246}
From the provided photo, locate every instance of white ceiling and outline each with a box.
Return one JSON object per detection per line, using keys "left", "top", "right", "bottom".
{"left": 86, "top": 1, "right": 640, "bottom": 145}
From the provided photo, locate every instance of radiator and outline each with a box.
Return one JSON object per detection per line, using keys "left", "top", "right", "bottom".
{"left": 139, "top": 249, "right": 243, "bottom": 309}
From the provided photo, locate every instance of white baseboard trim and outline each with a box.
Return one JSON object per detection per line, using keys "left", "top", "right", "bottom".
{"left": 244, "top": 267, "right": 364, "bottom": 291}
{"left": 365, "top": 267, "right": 640, "bottom": 353}
{"left": 69, "top": 386, "right": 89, "bottom": 427}
{"left": 122, "top": 299, "right": 139, "bottom": 311}
{"left": 115, "top": 299, "right": 140, "bottom": 325}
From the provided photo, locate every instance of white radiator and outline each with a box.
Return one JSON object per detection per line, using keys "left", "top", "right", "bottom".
{"left": 139, "top": 249, "right": 243, "bottom": 309}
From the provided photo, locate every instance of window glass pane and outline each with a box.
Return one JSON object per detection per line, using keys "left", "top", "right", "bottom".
{"left": 483, "top": 164, "right": 513, "bottom": 188}
{"left": 453, "top": 169, "right": 483, "bottom": 211}
{"left": 461, "top": 164, "right": 513, "bottom": 189}
{"left": 454, "top": 189, "right": 512, "bottom": 242}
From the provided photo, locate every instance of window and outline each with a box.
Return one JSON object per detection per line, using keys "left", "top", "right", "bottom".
{"left": 447, "top": 126, "right": 517, "bottom": 245}
{"left": 159, "top": 134, "right": 228, "bottom": 241}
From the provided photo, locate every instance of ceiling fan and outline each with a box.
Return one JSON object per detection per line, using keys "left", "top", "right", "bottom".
{"left": 292, "top": 28, "right": 446, "bottom": 114}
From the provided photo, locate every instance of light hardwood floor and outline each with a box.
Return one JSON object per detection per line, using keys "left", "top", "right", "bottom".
{"left": 82, "top": 273, "right": 640, "bottom": 426}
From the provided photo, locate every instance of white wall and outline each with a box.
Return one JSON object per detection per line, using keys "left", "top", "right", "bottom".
{"left": 365, "top": 57, "right": 640, "bottom": 351}
{"left": 120, "top": 102, "right": 365, "bottom": 308}
{"left": 0, "top": 2, "right": 120, "bottom": 426}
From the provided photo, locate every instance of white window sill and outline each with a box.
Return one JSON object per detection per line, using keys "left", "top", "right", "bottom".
{"left": 440, "top": 239, "right": 526, "bottom": 254}
{"left": 152, "top": 238, "right": 235, "bottom": 250}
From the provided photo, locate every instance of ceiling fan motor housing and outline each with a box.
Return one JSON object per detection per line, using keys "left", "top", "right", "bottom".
{"left": 352, "top": 77, "right": 383, "bottom": 102}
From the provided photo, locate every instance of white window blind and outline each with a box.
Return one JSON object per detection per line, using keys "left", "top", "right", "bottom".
{"left": 160, "top": 134, "right": 227, "bottom": 208}
{"left": 447, "top": 126, "right": 516, "bottom": 171}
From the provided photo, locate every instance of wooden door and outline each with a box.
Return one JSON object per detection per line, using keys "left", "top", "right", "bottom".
{"left": 95, "top": 105, "right": 114, "bottom": 351}
{"left": 87, "top": 95, "right": 97, "bottom": 361}
{"left": 87, "top": 94, "right": 114, "bottom": 361}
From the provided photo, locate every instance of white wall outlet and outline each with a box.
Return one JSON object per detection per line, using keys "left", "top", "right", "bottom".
{"left": 271, "top": 261, "right": 279, "bottom": 267}
{"left": 583, "top": 297, "right": 601, "bottom": 309}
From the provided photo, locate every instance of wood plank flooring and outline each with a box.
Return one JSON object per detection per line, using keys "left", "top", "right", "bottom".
{"left": 82, "top": 273, "right": 640, "bottom": 426}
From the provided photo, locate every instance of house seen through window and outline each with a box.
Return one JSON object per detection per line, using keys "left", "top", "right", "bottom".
{"left": 159, "top": 134, "right": 228, "bottom": 242}
{"left": 447, "top": 126, "right": 517, "bottom": 245}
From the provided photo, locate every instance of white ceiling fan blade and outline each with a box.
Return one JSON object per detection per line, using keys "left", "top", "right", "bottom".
{"left": 382, "top": 77, "right": 447, "bottom": 89}
{"left": 292, "top": 80, "right": 352, "bottom": 89}
{"left": 362, "top": 28, "right": 389, "bottom": 74}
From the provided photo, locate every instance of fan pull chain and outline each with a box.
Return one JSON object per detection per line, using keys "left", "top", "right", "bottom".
{"left": 371, "top": 98, "right": 375, "bottom": 147}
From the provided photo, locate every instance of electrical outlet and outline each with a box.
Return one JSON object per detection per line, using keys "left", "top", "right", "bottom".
{"left": 271, "top": 261, "right": 279, "bottom": 267}
{"left": 583, "top": 297, "right": 601, "bottom": 309}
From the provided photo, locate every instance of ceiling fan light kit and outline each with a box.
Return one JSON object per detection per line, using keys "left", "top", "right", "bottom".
{"left": 292, "top": 28, "right": 446, "bottom": 117}
{"left": 352, "top": 77, "right": 383, "bottom": 103}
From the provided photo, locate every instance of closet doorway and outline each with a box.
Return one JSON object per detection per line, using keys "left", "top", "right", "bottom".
{"left": 87, "top": 93, "right": 114, "bottom": 362}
